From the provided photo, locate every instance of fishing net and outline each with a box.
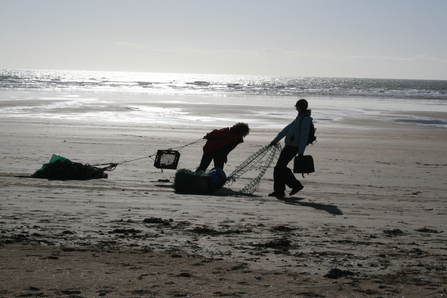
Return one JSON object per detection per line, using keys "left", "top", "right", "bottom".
{"left": 31, "top": 154, "right": 116, "bottom": 180}
{"left": 225, "top": 143, "right": 282, "bottom": 194}
{"left": 173, "top": 169, "right": 211, "bottom": 193}
{"left": 173, "top": 168, "right": 227, "bottom": 194}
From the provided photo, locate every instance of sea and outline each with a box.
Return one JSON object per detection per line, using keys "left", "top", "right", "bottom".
{"left": 1, "top": 69, "right": 447, "bottom": 130}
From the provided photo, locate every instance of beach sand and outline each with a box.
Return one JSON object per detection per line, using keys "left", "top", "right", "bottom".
{"left": 1, "top": 111, "right": 447, "bottom": 297}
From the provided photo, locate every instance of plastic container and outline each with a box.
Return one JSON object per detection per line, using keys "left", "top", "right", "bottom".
{"left": 207, "top": 168, "right": 226, "bottom": 189}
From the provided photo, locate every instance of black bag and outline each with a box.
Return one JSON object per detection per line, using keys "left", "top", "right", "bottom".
{"left": 293, "top": 155, "right": 315, "bottom": 177}
{"left": 300, "top": 116, "right": 316, "bottom": 145}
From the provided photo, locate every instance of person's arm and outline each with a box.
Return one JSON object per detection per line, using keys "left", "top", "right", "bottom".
{"left": 271, "top": 121, "right": 294, "bottom": 145}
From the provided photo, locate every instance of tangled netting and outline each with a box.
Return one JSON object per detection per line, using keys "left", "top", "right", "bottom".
{"left": 225, "top": 143, "right": 282, "bottom": 194}
{"left": 31, "top": 154, "right": 116, "bottom": 180}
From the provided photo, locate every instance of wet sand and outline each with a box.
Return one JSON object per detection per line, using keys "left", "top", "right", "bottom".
{"left": 1, "top": 112, "right": 446, "bottom": 297}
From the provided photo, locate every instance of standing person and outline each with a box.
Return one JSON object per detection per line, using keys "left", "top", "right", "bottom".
{"left": 269, "top": 99, "right": 312, "bottom": 197}
{"left": 196, "top": 122, "right": 250, "bottom": 172}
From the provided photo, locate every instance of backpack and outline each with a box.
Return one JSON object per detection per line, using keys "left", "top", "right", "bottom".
{"left": 300, "top": 116, "right": 316, "bottom": 145}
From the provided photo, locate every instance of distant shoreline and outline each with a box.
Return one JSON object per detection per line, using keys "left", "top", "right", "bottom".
{"left": 1, "top": 89, "right": 447, "bottom": 131}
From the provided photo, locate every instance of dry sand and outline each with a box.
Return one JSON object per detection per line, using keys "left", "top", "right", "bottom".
{"left": 1, "top": 113, "right": 447, "bottom": 297}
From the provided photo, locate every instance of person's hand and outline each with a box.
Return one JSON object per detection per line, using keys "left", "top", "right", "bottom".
{"left": 298, "top": 153, "right": 303, "bottom": 157}
{"left": 270, "top": 141, "right": 277, "bottom": 146}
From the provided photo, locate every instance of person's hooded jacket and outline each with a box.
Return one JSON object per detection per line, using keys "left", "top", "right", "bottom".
{"left": 272, "top": 110, "right": 312, "bottom": 155}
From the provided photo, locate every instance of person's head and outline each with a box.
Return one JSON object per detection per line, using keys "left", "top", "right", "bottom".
{"left": 232, "top": 122, "right": 250, "bottom": 138}
{"left": 295, "top": 99, "right": 308, "bottom": 112}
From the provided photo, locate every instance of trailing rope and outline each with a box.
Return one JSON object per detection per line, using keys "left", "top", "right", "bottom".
{"left": 225, "top": 143, "right": 282, "bottom": 194}
{"left": 168, "top": 138, "right": 205, "bottom": 151}
{"left": 92, "top": 138, "right": 205, "bottom": 170}
{"left": 80, "top": 139, "right": 280, "bottom": 193}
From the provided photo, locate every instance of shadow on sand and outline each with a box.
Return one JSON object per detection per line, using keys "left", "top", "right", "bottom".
{"left": 163, "top": 183, "right": 342, "bottom": 215}
{"left": 163, "top": 185, "right": 260, "bottom": 197}
{"left": 277, "top": 197, "right": 343, "bottom": 216}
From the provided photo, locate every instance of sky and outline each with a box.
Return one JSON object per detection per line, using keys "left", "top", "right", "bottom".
{"left": 1, "top": 0, "right": 446, "bottom": 80}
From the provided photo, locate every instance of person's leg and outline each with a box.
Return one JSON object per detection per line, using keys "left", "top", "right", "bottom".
{"left": 272, "top": 168, "right": 286, "bottom": 195}
{"left": 282, "top": 147, "right": 304, "bottom": 195}
{"left": 283, "top": 158, "right": 302, "bottom": 189}
{"left": 213, "top": 147, "right": 232, "bottom": 170}
{"left": 196, "top": 152, "right": 213, "bottom": 172}
{"left": 213, "top": 155, "right": 226, "bottom": 170}
{"left": 273, "top": 146, "right": 299, "bottom": 194}
{"left": 284, "top": 166, "right": 303, "bottom": 195}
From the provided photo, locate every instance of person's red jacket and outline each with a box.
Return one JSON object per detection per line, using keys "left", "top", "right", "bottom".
{"left": 203, "top": 128, "right": 242, "bottom": 153}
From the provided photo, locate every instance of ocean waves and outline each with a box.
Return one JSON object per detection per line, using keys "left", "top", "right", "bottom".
{"left": 1, "top": 69, "right": 446, "bottom": 100}
{"left": 1, "top": 69, "right": 447, "bottom": 130}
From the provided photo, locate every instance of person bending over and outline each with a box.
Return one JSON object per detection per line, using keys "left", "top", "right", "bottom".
{"left": 196, "top": 122, "right": 250, "bottom": 172}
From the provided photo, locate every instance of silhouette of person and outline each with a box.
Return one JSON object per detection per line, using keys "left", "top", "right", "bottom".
{"left": 269, "top": 99, "right": 312, "bottom": 197}
{"left": 196, "top": 122, "right": 250, "bottom": 172}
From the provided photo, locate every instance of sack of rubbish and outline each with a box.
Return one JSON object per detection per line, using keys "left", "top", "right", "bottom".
{"left": 31, "top": 154, "right": 108, "bottom": 180}
{"left": 174, "top": 168, "right": 226, "bottom": 193}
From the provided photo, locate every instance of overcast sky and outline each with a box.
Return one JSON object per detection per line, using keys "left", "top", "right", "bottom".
{"left": 1, "top": 0, "right": 446, "bottom": 80}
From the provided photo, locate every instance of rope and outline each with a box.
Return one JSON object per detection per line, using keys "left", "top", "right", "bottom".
{"left": 225, "top": 143, "right": 282, "bottom": 194}
{"left": 92, "top": 138, "right": 205, "bottom": 170}
{"left": 168, "top": 138, "right": 205, "bottom": 151}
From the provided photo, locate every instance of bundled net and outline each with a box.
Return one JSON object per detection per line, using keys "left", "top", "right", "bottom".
{"left": 173, "top": 168, "right": 226, "bottom": 194}
{"left": 31, "top": 154, "right": 116, "bottom": 180}
{"left": 225, "top": 143, "right": 282, "bottom": 194}
{"left": 173, "top": 169, "right": 210, "bottom": 193}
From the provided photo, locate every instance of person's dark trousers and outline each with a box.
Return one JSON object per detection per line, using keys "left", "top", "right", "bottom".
{"left": 196, "top": 152, "right": 227, "bottom": 172}
{"left": 273, "top": 145, "right": 302, "bottom": 193}
{"left": 196, "top": 142, "right": 238, "bottom": 172}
